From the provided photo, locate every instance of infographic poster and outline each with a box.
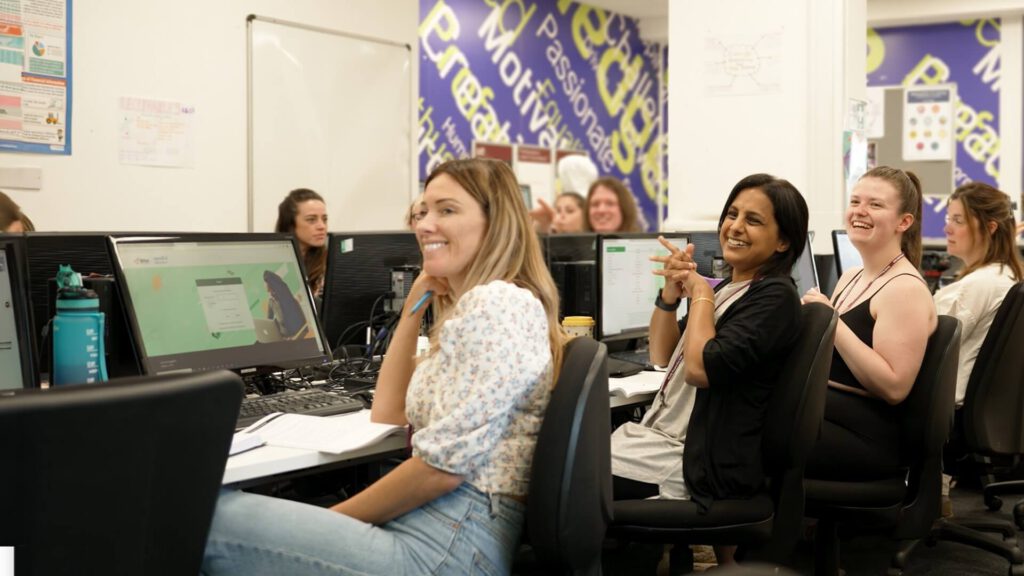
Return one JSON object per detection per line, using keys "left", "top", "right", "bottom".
{"left": 0, "top": 0, "right": 72, "bottom": 154}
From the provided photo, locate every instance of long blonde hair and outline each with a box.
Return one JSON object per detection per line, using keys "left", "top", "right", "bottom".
{"left": 423, "top": 158, "right": 566, "bottom": 379}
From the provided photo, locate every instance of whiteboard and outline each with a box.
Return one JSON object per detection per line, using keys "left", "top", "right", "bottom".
{"left": 248, "top": 16, "right": 414, "bottom": 233}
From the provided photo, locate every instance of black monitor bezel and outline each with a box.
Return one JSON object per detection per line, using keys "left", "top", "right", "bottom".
{"left": 791, "top": 232, "right": 819, "bottom": 294}
{"left": 831, "top": 229, "right": 862, "bottom": 278}
{"left": 596, "top": 232, "right": 690, "bottom": 343}
{"left": 0, "top": 235, "right": 39, "bottom": 388}
{"left": 109, "top": 233, "right": 332, "bottom": 376}
{"left": 320, "top": 231, "right": 422, "bottom": 351}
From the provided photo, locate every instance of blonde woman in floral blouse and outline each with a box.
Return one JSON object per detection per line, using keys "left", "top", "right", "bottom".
{"left": 203, "top": 158, "right": 565, "bottom": 576}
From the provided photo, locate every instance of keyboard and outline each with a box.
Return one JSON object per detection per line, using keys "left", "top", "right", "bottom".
{"left": 609, "top": 349, "right": 651, "bottom": 367}
{"left": 237, "top": 388, "right": 364, "bottom": 429}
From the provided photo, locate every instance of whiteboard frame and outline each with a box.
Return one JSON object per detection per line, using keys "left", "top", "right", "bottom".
{"left": 245, "top": 14, "right": 414, "bottom": 232}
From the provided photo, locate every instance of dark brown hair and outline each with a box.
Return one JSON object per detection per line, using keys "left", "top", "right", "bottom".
{"left": 0, "top": 191, "right": 33, "bottom": 232}
{"left": 275, "top": 188, "right": 326, "bottom": 293}
{"left": 949, "top": 182, "right": 1024, "bottom": 281}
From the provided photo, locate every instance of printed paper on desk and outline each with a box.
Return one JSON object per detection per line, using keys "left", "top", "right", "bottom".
{"left": 609, "top": 370, "right": 663, "bottom": 398}
{"left": 243, "top": 410, "right": 406, "bottom": 454}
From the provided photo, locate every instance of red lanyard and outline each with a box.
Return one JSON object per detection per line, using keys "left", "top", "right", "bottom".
{"left": 833, "top": 252, "right": 905, "bottom": 314}
{"left": 658, "top": 281, "right": 751, "bottom": 393}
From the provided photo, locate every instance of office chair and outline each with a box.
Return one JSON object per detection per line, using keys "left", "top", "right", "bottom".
{"left": 804, "top": 315, "right": 961, "bottom": 576}
{"left": 526, "top": 336, "right": 612, "bottom": 576}
{"left": 0, "top": 370, "right": 243, "bottom": 576}
{"left": 917, "top": 282, "right": 1024, "bottom": 573}
{"left": 606, "top": 302, "right": 837, "bottom": 574}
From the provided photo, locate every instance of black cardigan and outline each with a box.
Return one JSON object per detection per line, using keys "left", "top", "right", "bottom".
{"left": 680, "top": 275, "right": 802, "bottom": 512}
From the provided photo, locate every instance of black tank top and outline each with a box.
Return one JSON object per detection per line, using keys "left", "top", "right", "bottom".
{"left": 829, "top": 272, "right": 922, "bottom": 390}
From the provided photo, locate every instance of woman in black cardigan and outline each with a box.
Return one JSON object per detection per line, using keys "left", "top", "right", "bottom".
{"left": 610, "top": 174, "right": 807, "bottom": 566}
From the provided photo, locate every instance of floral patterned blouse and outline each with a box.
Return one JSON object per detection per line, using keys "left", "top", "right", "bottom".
{"left": 406, "top": 280, "right": 553, "bottom": 497}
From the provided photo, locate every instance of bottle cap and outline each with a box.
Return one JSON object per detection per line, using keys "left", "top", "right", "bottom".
{"left": 561, "top": 316, "right": 595, "bottom": 327}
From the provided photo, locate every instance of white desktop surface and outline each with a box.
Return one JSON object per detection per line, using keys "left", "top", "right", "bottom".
{"left": 223, "top": 419, "right": 407, "bottom": 485}
{"left": 225, "top": 371, "right": 661, "bottom": 485}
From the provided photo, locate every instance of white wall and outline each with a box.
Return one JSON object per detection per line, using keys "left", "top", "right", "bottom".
{"left": 0, "top": 0, "right": 418, "bottom": 232}
{"left": 666, "top": 0, "right": 865, "bottom": 254}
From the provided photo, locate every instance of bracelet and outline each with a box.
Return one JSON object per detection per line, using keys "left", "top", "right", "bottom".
{"left": 691, "top": 297, "right": 715, "bottom": 307}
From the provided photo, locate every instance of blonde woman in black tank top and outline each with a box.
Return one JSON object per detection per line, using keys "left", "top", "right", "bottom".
{"left": 801, "top": 166, "right": 937, "bottom": 481}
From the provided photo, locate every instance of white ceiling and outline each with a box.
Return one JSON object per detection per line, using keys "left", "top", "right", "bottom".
{"left": 582, "top": 0, "right": 668, "bottom": 19}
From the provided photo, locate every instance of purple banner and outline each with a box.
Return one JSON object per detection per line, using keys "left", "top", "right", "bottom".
{"left": 868, "top": 20, "right": 1001, "bottom": 239}
{"left": 418, "top": 0, "right": 666, "bottom": 229}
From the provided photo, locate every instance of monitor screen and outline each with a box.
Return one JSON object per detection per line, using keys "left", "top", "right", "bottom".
{"left": 112, "top": 236, "right": 329, "bottom": 376}
{"left": 684, "top": 231, "right": 722, "bottom": 278}
{"left": 0, "top": 238, "right": 37, "bottom": 388}
{"left": 597, "top": 233, "right": 689, "bottom": 341}
{"left": 832, "top": 229, "right": 863, "bottom": 277}
{"left": 790, "top": 233, "right": 819, "bottom": 295}
{"left": 320, "top": 232, "right": 421, "bottom": 351}
{"left": 544, "top": 234, "right": 597, "bottom": 319}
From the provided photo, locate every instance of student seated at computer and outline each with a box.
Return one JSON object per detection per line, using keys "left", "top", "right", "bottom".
{"left": 585, "top": 176, "right": 644, "bottom": 233}
{"left": 530, "top": 191, "right": 587, "bottom": 234}
{"left": 802, "top": 166, "right": 937, "bottom": 482}
{"left": 610, "top": 174, "right": 807, "bottom": 562}
{"left": 203, "top": 158, "right": 565, "bottom": 576}
{"left": 934, "top": 183, "right": 1023, "bottom": 489}
{"left": 275, "top": 188, "right": 328, "bottom": 296}
{"left": 0, "top": 190, "right": 34, "bottom": 232}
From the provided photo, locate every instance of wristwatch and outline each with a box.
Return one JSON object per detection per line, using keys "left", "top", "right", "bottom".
{"left": 654, "top": 292, "right": 681, "bottom": 312}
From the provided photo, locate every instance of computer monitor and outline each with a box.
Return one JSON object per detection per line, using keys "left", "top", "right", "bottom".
{"left": 111, "top": 235, "right": 330, "bottom": 376}
{"left": 0, "top": 236, "right": 38, "bottom": 388}
{"left": 790, "top": 233, "right": 819, "bottom": 295}
{"left": 320, "top": 232, "right": 421, "bottom": 351}
{"left": 684, "top": 231, "right": 722, "bottom": 278}
{"left": 597, "top": 233, "right": 689, "bottom": 342}
{"left": 544, "top": 233, "right": 596, "bottom": 264}
{"left": 832, "top": 229, "right": 863, "bottom": 277}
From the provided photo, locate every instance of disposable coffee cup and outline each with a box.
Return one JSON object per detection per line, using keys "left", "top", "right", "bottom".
{"left": 562, "top": 316, "right": 595, "bottom": 338}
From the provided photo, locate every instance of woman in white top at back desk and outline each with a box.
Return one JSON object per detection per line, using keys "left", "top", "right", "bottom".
{"left": 203, "top": 158, "right": 566, "bottom": 576}
{"left": 934, "top": 182, "right": 1023, "bottom": 407}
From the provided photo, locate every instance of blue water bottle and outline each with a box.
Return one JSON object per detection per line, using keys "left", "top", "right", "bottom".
{"left": 51, "top": 265, "right": 108, "bottom": 385}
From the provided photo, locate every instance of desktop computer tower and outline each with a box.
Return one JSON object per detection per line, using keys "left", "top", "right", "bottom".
{"left": 550, "top": 261, "right": 596, "bottom": 319}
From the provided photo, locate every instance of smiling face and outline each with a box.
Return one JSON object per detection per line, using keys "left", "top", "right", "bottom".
{"left": 588, "top": 186, "right": 623, "bottom": 232}
{"left": 944, "top": 198, "right": 986, "bottom": 267}
{"left": 416, "top": 173, "right": 488, "bottom": 293}
{"left": 719, "top": 188, "right": 788, "bottom": 282}
{"left": 845, "top": 176, "right": 911, "bottom": 251}
{"left": 292, "top": 200, "right": 328, "bottom": 252}
{"left": 553, "top": 194, "right": 584, "bottom": 233}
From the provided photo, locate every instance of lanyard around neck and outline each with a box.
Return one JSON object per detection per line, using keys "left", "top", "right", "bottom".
{"left": 833, "top": 251, "right": 905, "bottom": 314}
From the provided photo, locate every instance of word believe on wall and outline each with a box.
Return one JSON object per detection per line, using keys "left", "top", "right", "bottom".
{"left": 418, "top": 0, "right": 666, "bottom": 229}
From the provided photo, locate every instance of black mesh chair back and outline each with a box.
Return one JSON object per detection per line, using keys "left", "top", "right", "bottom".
{"left": 963, "top": 282, "right": 1024, "bottom": 455}
{"left": 0, "top": 371, "right": 243, "bottom": 576}
{"left": 527, "top": 337, "right": 611, "bottom": 575}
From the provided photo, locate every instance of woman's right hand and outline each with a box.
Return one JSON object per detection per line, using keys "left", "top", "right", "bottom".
{"left": 529, "top": 198, "right": 556, "bottom": 233}
{"left": 405, "top": 272, "right": 449, "bottom": 316}
{"left": 650, "top": 235, "right": 697, "bottom": 304}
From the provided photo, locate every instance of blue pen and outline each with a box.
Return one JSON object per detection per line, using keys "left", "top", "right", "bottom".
{"left": 409, "top": 290, "right": 433, "bottom": 315}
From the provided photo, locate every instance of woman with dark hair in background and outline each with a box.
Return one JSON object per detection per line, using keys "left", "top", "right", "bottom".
{"left": 276, "top": 188, "right": 328, "bottom": 295}
{"left": 585, "top": 176, "right": 643, "bottom": 233}
{"left": 802, "top": 166, "right": 936, "bottom": 482}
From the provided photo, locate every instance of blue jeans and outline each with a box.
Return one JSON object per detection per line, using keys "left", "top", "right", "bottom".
{"left": 202, "top": 483, "right": 524, "bottom": 575}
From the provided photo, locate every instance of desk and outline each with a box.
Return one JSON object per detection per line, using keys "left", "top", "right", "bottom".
{"left": 226, "top": 371, "right": 662, "bottom": 487}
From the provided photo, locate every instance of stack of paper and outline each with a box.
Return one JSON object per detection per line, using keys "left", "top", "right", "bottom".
{"left": 240, "top": 410, "right": 406, "bottom": 454}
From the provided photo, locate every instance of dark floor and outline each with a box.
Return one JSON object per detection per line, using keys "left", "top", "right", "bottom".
{"left": 786, "top": 484, "right": 1023, "bottom": 576}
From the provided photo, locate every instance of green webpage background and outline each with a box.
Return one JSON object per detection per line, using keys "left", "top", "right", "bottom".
{"left": 124, "top": 262, "right": 306, "bottom": 356}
